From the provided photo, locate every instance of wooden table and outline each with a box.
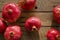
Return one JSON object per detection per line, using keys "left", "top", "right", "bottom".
{"left": 0, "top": 0, "right": 60, "bottom": 40}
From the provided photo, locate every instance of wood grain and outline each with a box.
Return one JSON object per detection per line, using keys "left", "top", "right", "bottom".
{"left": 15, "top": 12, "right": 53, "bottom": 27}
{"left": 0, "top": 0, "right": 60, "bottom": 11}
{"left": 0, "top": 12, "right": 53, "bottom": 26}
{"left": 0, "top": 27, "right": 60, "bottom": 40}
{"left": 0, "top": 0, "right": 59, "bottom": 40}
{"left": 0, "top": 27, "right": 51, "bottom": 40}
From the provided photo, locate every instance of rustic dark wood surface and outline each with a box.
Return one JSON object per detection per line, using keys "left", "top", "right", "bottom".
{"left": 0, "top": 0, "right": 60, "bottom": 40}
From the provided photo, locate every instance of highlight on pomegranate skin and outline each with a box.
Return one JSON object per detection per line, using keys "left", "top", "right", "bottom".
{"left": 4, "top": 25, "right": 22, "bottom": 40}
{"left": 25, "top": 17, "right": 41, "bottom": 32}
{"left": 47, "top": 28, "right": 60, "bottom": 40}
{"left": 53, "top": 4, "right": 60, "bottom": 24}
{"left": 0, "top": 18, "right": 7, "bottom": 33}
{"left": 19, "top": 0, "right": 36, "bottom": 10}
{"left": 2, "top": 3, "right": 21, "bottom": 23}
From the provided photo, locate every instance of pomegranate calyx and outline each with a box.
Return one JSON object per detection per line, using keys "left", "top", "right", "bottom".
{"left": 8, "top": 9, "right": 12, "bottom": 15}
{"left": 10, "top": 32, "right": 14, "bottom": 37}
{"left": 32, "top": 26, "right": 37, "bottom": 31}
{"left": 19, "top": 0, "right": 26, "bottom": 5}
{"left": 56, "top": 35, "right": 60, "bottom": 40}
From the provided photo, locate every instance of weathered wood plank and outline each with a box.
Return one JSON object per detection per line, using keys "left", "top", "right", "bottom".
{"left": 0, "top": 0, "right": 60, "bottom": 11}
{"left": 16, "top": 12, "right": 53, "bottom": 26}
{"left": 20, "top": 27, "right": 60, "bottom": 40}
{"left": 0, "top": 27, "right": 50, "bottom": 40}
{"left": 2, "top": 11, "right": 60, "bottom": 27}
{"left": 35, "top": 0, "right": 60, "bottom": 11}
{"left": 0, "top": 12, "right": 53, "bottom": 26}
{"left": 37, "top": 27, "right": 51, "bottom": 40}
{"left": 1, "top": 11, "right": 59, "bottom": 27}
{"left": 0, "top": 27, "right": 60, "bottom": 40}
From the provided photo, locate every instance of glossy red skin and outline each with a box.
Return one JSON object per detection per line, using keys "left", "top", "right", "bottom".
{"left": 0, "top": 18, "right": 6, "bottom": 33}
{"left": 20, "top": 0, "right": 36, "bottom": 10}
{"left": 25, "top": 17, "right": 41, "bottom": 32}
{"left": 4, "top": 25, "right": 22, "bottom": 40}
{"left": 53, "top": 5, "right": 60, "bottom": 24}
{"left": 2, "top": 3, "right": 21, "bottom": 23}
{"left": 47, "top": 29, "right": 59, "bottom": 40}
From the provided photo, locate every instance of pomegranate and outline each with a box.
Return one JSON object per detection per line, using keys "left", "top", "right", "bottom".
{"left": 0, "top": 18, "right": 6, "bottom": 33}
{"left": 2, "top": 3, "right": 21, "bottom": 23}
{"left": 25, "top": 17, "right": 41, "bottom": 32}
{"left": 4, "top": 25, "right": 22, "bottom": 40}
{"left": 47, "top": 28, "right": 60, "bottom": 40}
{"left": 19, "top": 0, "right": 36, "bottom": 10}
{"left": 53, "top": 4, "right": 60, "bottom": 24}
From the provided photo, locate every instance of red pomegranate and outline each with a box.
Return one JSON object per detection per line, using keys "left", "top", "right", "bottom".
{"left": 2, "top": 3, "right": 21, "bottom": 23}
{"left": 0, "top": 18, "right": 7, "bottom": 33}
{"left": 47, "top": 28, "right": 60, "bottom": 40}
{"left": 53, "top": 4, "right": 60, "bottom": 24}
{"left": 25, "top": 17, "right": 41, "bottom": 32}
{"left": 4, "top": 25, "right": 22, "bottom": 40}
{"left": 19, "top": 0, "right": 36, "bottom": 10}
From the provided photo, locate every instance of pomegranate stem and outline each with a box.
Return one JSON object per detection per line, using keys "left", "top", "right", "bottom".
{"left": 32, "top": 26, "right": 37, "bottom": 31}
{"left": 10, "top": 32, "right": 14, "bottom": 37}
{"left": 8, "top": 9, "right": 12, "bottom": 15}
{"left": 19, "top": 0, "right": 26, "bottom": 5}
{"left": 56, "top": 35, "right": 60, "bottom": 40}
